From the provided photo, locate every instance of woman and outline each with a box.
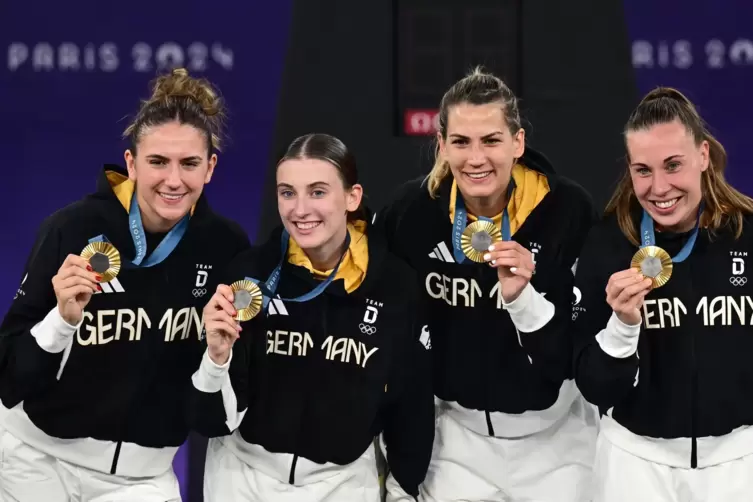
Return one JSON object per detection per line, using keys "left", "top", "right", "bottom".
{"left": 190, "top": 133, "right": 434, "bottom": 501}
{"left": 0, "top": 68, "right": 249, "bottom": 501}
{"left": 573, "top": 87, "right": 753, "bottom": 501}
{"left": 376, "top": 68, "right": 598, "bottom": 501}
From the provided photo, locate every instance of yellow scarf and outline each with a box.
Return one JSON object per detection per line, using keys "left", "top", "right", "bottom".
{"left": 287, "top": 220, "right": 369, "bottom": 293}
{"left": 449, "top": 164, "right": 550, "bottom": 234}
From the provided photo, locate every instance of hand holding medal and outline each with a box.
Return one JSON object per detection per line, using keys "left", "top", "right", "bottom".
{"left": 203, "top": 283, "right": 255, "bottom": 365}
{"left": 52, "top": 254, "right": 104, "bottom": 326}
{"left": 483, "top": 241, "right": 536, "bottom": 303}
{"left": 606, "top": 268, "right": 653, "bottom": 326}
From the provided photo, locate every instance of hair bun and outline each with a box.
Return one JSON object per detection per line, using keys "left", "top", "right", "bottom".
{"left": 148, "top": 67, "right": 223, "bottom": 118}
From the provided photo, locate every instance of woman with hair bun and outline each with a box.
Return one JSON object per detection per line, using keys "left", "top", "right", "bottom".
{"left": 574, "top": 87, "right": 753, "bottom": 501}
{"left": 0, "top": 68, "right": 249, "bottom": 501}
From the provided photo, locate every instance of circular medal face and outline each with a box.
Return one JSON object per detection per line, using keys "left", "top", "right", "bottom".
{"left": 230, "top": 280, "right": 263, "bottom": 322}
{"left": 461, "top": 220, "right": 502, "bottom": 263}
{"left": 630, "top": 246, "right": 673, "bottom": 288}
{"left": 80, "top": 242, "right": 121, "bottom": 283}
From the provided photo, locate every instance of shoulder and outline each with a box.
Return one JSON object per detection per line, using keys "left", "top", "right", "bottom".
{"left": 379, "top": 176, "right": 432, "bottom": 214}
{"left": 36, "top": 196, "right": 102, "bottom": 236}
{"left": 550, "top": 175, "right": 596, "bottom": 217}
{"left": 371, "top": 251, "right": 421, "bottom": 300}
{"left": 192, "top": 210, "right": 251, "bottom": 255}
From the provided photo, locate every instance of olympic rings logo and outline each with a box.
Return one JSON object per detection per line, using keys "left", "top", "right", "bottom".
{"left": 193, "top": 288, "right": 207, "bottom": 298}
{"left": 730, "top": 276, "right": 748, "bottom": 287}
{"left": 359, "top": 323, "right": 377, "bottom": 335}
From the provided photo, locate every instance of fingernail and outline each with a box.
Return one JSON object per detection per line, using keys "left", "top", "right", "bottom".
{"left": 86, "top": 265, "right": 92, "bottom": 272}
{"left": 97, "top": 285, "right": 102, "bottom": 291}
{"left": 95, "top": 275, "right": 102, "bottom": 281}
{"left": 510, "top": 267, "right": 517, "bottom": 273}
{"left": 491, "top": 259, "right": 496, "bottom": 265}
{"left": 483, "top": 253, "right": 491, "bottom": 261}
{"left": 488, "top": 245, "right": 495, "bottom": 252}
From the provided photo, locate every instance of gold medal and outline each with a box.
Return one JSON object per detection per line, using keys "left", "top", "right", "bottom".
{"left": 230, "top": 280, "right": 263, "bottom": 322}
{"left": 80, "top": 242, "right": 121, "bottom": 283}
{"left": 631, "top": 246, "right": 673, "bottom": 288}
{"left": 460, "top": 220, "right": 503, "bottom": 263}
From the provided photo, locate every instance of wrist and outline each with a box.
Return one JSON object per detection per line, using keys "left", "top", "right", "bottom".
{"left": 208, "top": 348, "right": 230, "bottom": 366}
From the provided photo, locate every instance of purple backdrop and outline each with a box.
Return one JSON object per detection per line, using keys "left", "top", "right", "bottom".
{"left": 623, "top": 0, "right": 753, "bottom": 191}
{"left": 1, "top": 1, "right": 292, "bottom": 498}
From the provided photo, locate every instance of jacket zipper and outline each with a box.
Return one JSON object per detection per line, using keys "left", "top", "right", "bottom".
{"left": 110, "top": 267, "right": 170, "bottom": 476}
{"left": 288, "top": 291, "right": 329, "bottom": 484}
{"left": 688, "top": 260, "right": 698, "bottom": 468}
{"left": 480, "top": 266, "right": 496, "bottom": 437}
{"left": 110, "top": 441, "right": 123, "bottom": 474}
{"left": 288, "top": 454, "right": 299, "bottom": 484}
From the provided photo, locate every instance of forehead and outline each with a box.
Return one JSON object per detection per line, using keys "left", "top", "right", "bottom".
{"left": 627, "top": 121, "right": 695, "bottom": 162}
{"left": 138, "top": 122, "right": 207, "bottom": 156}
{"left": 277, "top": 158, "right": 340, "bottom": 185}
{"left": 446, "top": 102, "right": 506, "bottom": 135}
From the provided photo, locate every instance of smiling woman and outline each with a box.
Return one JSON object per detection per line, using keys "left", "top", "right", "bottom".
{"left": 122, "top": 68, "right": 224, "bottom": 234}
{"left": 189, "top": 133, "right": 435, "bottom": 502}
{"left": 573, "top": 87, "right": 753, "bottom": 502}
{"left": 0, "top": 68, "right": 250, "bottom": 502}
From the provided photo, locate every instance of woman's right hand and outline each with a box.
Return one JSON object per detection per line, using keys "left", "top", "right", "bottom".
{"left": 606, "top": 268, "right": 653, "bottom": 326}
{"left": 204, "top": 284, "right": 242, "bottom": 365}
{"left": 52, "top": 254, "right": 101, "bottom": 326}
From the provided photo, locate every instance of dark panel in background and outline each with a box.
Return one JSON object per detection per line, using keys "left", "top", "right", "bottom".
{"left": 256, "top": 0, "right": 638, "bottom": 241}
{"left": 395, "top": 0, "right": 522, "bottom": 135}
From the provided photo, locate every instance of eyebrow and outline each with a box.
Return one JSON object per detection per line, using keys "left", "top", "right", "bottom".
{"left": 448, "top": 131, "right": 504, "bottom": 140}
{"left": 630, "top": 154, "right": 685, "bottom": 168}
{"left": 146, "top": 154, "right": 203, "bottom": 162}
{"left": 276, "top": 181, "right": 332, "bottom": 190}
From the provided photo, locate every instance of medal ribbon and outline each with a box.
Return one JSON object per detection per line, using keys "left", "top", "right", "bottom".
{"left": 451, "top": 179, "right": 514, "bottom": 264}
{"left": 246, "top": 230, "right": 351, "bottom": 312}
{"left": 88, "top": 194, "right": 189, "bottom": 267}
{"left": 639, "top": 202, "right": 703, "bottom": 263}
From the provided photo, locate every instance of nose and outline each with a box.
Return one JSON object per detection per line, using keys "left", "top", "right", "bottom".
{"left": 164, "top": 164, "right": 182, "bottom": 188}
{"left": 292, "top": 195, "right": 309, "bottom": 218}
{"left": 467, "top": 142, "right": 486, "bottom": 167}
{"left": 651, "top": 170, "right": 672, "bottom": 196}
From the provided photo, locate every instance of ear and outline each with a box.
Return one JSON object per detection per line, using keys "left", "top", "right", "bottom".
{"left": 346, "top": 183, "right": 363, "bottom": 213}
{"left": 512, "top": 128, "right": 526, "bottom": 159}
{"left": 437, "top": 132, "right": 447, "bottom": 160}
{"left": 124, "top": 150, "right": 136, "bottom": 181}
{"left": 205, "top": 153, "right": 218, "bottom": 183}
{"left": 699, "top": 140, "right": 710, "bottom": 172}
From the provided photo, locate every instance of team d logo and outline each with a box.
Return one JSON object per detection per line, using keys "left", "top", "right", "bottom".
{"left": 730, "top": 251, "right": 747, "bottom": 287}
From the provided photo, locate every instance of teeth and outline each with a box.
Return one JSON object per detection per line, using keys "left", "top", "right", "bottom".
{"left": 160, "top": 193, "right": 184, "bottom": 200}
{"left": 655, "top": 198, "right": 678, "bottom": 209}
{"left": 295, "top": 222, "right": 321, "bottom": 230}
{"left": 467, "top": 172, "right": 491, "bottom": 179}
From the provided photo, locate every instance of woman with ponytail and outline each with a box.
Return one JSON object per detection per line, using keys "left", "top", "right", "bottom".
{"left": 574, "top": 87, "right": 753, "bottom": 501}
{"left": 377, "top": 67, "right": 599, "bottom": 501}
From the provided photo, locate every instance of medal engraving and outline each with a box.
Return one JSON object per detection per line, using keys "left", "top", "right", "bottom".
{"left": 89, "top": 253, "right": 111, "bottom": 274}
{"left": 233, "top": 290, "right": 252, "bottom": 311}
{"left": 630, "top": 246, "right": 673, "bottom": 289}
{"left": 461, "top": 220, "right": 502, "bottom": 263}
{"left": 470, "top": 231, "right": 493, "bottom": 253}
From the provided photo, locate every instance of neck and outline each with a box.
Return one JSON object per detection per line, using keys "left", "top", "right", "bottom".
{"left": 462, "top": 184, "right": 510, "bottom": 219}
{"left": 306, "top": 225, "right": 349, "bottom": 271}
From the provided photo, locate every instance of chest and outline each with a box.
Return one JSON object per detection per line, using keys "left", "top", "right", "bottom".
{"left": 255, "top": 292, "right": 402, "bottom": 380}
{"left": 61, "top": 232, "right": 231, "bottom": 349}
{"left": 407, "top": 221, "right": 563, "bottom": 310}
